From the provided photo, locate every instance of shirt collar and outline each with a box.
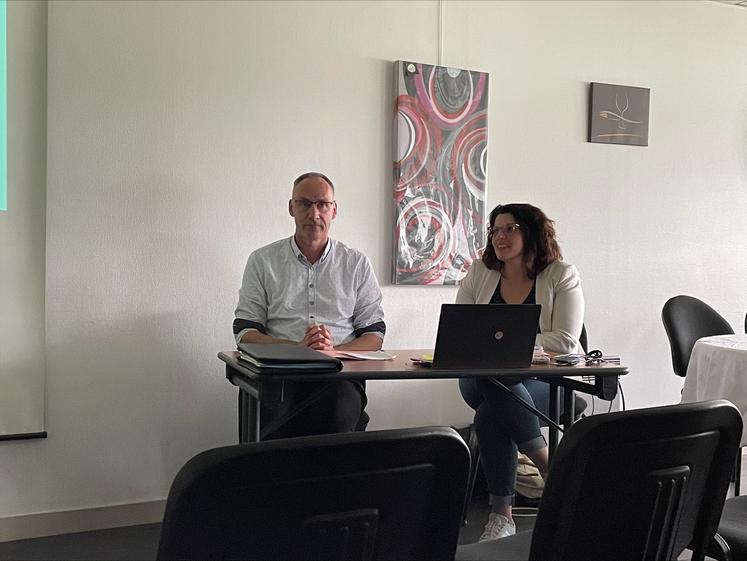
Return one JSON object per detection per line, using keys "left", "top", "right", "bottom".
{"left": 289, "top": 236, "right": 333, "bottom": 263}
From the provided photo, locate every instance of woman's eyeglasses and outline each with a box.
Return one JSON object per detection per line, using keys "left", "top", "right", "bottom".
{"left": 488, "top": 223, "right": 521, "bottom": 237}
{"left": 293, "top": 199, "right": 336, "bottom": 212}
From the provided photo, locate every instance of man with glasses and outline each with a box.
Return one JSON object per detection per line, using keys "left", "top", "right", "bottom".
{"left": 233, "top": 172, "right": 386, "bottom": 438}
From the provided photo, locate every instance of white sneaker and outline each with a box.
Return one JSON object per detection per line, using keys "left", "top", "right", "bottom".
{"left": 478, "top": 513, "right": 516, "bottom": 542}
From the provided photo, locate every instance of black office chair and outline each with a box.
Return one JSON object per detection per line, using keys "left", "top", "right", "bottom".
{"left": 456, "top": 400, "right": 742, "bottom": 561}
{"left": 579, "top": 323, "right": 589, "bottom": 354}
{"left": 157, "top": 426, "right": 469, "bottom": 561}
{"left": 662, "top": 295, "right": 734, "bottom": 377}
{"left": 662, "top": 295, "right": 743, "bottom": 497}
{"left": 710, "top": 496, "right": 747, "bottom": 561}
{"left": 711, "top": 311, "right": 747, "bottom": 561}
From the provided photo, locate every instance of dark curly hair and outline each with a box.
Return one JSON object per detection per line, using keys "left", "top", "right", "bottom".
{"left": 481, "top": 203, "right": 562, "bottom": 279}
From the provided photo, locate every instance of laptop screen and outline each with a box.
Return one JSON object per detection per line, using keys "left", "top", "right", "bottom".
{"left": 432, "top": 304, "right": 541, "bottom": 369}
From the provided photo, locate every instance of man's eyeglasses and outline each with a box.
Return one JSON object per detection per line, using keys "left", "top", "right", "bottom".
{"left": 293, "top": 199, "right": 336, "bottom": 212}
{"left": 488, "top": 223, "right": 521, "bottom": 237}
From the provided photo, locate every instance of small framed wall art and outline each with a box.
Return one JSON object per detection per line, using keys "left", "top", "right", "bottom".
{"left": 588, "top": 82, "right": 650, "bottom": 146}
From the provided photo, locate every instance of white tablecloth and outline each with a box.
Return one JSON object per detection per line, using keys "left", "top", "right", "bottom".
{"left": 681, "top": 334, "right": 747, "bottom": 446}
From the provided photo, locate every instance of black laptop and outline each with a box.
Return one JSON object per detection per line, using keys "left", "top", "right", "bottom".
{"left": 432, "top": 304, "right": 541, "bottom": 369}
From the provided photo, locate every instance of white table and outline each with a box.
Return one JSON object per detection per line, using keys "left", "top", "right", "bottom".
{"left": 681, "top": 334, "right": 747, "bottom": 446}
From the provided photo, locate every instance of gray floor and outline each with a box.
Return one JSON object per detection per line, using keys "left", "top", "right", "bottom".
{"left": 0, "top": 524, "right": 161, "bottom": 561}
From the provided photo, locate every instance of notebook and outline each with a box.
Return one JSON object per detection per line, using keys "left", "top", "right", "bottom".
{"left": 432, "top": 304, "right": 541, "bottom": 369}
{"left": 237, "top": 342, "right": 343, "bottom": 374}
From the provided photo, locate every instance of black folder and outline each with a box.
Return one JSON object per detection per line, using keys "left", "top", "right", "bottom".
{"left": 237, "top": 343, "right": 343, "bottom": 374}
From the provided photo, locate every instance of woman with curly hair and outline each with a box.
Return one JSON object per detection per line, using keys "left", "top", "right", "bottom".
{"left": 457, "top": 203, "right": 584, "bottom": 542}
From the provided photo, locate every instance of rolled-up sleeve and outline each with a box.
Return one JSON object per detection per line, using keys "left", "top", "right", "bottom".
{"left": 351, "top": 256, "right": 386, "bottom": 340}
{"left": 233, "top": 253, "right": 268, "bottom": 344}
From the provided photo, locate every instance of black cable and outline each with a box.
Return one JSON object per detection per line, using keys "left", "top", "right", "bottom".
{"left": 606, "top": 380, "right": 626, "bottom": 413}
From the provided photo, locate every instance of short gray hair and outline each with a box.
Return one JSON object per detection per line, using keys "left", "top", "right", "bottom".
{"left": 292, "top": 172, "right": 335, "bottom": 193}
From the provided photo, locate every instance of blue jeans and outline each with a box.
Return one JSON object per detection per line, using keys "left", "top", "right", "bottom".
{"left": 459, "top": 377, "right": 550, "bottom": 506}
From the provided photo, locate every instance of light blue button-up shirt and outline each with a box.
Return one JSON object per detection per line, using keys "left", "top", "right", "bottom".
{"left": 234, "top": 237, "right": 385, "bottom": 346}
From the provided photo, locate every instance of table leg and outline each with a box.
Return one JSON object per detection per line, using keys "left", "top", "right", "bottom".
{"left": 563, "top": 387, "right": 576, "bottom": 430}
{"left": 238, "top": 389, "right": 261, "bottom": 443}
{"left": 238, "top": 390, "right": 246, "bottom": 443}
{"left": 548, "top": 383, "right": 560, "bottom": 459}
{"left": 250, "top": 392, "right": 260, "bottom": 443}
{"left": 231, "top": 370, "right": 321, "bottom": 443}
{"left": 259, "top": 383, "right": 334, "bottom": 440}
{"left": 228, "top": 364, "right": 263, "bottom": 443}
{"left": 229, "top": 365, "right": 333, "bottom": 443}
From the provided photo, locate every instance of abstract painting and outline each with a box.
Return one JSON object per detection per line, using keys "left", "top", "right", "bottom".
{"left": 589, "top": 82, "right": 650, "bottom": 146}
{"left": 393, "top": 61, "right": 489, "bottom": 285}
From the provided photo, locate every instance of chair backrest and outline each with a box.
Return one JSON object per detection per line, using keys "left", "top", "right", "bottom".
{"left": 157, "top": 426, "right": 470, "bottom": 561}
{"left": 661, "top": 295, "right": 734, "bottom": 377}
{"left": 579, "top": 324, "right": 589, "bottom": 354}
{"left": 528, "top": 400, "right": 742, "bottom": 561}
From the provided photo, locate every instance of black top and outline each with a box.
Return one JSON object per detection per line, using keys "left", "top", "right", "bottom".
{"left": 490, "top": 280, "right": 537, "bottom": 305}
{"left": 490, "top": 280, "right": 540, "bottom": 333}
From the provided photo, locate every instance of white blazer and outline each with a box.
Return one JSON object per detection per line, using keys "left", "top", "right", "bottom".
{"left": 455, "top": 259, "right": 585, "bottom": 354}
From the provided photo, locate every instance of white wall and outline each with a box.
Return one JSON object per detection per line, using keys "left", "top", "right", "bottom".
{"left": 1, "top": 0, "right": 746, "bottom": 538}
{"left": 0, "top": 0, "right": 46, "bottom": 436}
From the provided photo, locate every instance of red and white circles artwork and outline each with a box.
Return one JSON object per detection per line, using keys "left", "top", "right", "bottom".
{"left": 393, "top": 61, "right": 489, "bottom": 285}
